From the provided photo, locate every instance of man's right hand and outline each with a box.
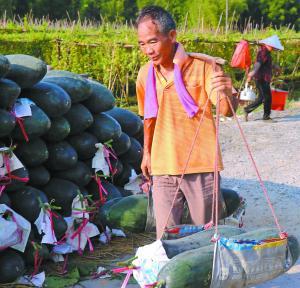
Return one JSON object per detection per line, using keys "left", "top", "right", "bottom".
{"left": 141, "top": 152, "right": 151, "bottom": 180}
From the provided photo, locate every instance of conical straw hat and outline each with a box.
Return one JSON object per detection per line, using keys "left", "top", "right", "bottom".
{"left": 259, "top": 35, "right": 284, "bottom": 51}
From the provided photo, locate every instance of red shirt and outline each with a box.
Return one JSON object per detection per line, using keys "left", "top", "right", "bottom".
{"left": 254, "top": 45, "right": 272, "bottom": 82}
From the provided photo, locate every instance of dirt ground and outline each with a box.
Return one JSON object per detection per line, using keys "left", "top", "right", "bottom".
{"left": 76, "top": 106, "right": 300, "bottom": 288}
{"left": 219, "top": 106, "right": 300, "bottom": 288}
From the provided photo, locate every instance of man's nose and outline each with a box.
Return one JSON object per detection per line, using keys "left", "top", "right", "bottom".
{"left": 146, "top": 46, "right": 154, "bottom": 55}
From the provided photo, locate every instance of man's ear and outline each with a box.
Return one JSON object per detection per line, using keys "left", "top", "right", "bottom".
{"left": 168, "top": 29, "right": 177, "bottom": 43}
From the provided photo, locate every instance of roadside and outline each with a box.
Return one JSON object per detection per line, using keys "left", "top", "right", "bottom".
{"left": 75, "top": 105, "right": 300, "bottom": 288}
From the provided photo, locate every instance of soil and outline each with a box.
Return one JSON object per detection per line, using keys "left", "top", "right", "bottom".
{"left": 220, "top": 107, "right": 300, "bottom": 240}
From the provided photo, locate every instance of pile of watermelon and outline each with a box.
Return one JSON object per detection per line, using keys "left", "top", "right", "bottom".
{"left": 0, "top": 54, "right": 146, "bottom": 283}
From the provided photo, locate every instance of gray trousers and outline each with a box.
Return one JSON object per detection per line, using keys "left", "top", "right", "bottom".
{"left": 152, "top": 172, "right": 221, "bottom": 238}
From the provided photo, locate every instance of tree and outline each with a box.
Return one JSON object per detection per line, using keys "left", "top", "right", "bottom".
{"left": 185, "top": 0, "right": 248, "bottom": 28}
{"left": 0, "top": 0, "right": 16, "bottom": 17}
{"left": 77, "top": 0, "right": 101, "bottom": 20}
{"left": 260, "top": 0, "right": 300, "bottom": 29}
{"left": 99, "top": 0, "right": 137, "bottom": 22}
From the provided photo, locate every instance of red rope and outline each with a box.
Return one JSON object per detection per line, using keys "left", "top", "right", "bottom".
{"left": 212, "top": 93, "right": 221, "bottom": 237}
{"left": 225, "top": 94, "right": 284, "bottom": 237}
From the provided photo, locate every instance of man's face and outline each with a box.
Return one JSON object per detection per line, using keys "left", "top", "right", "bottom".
{"left": 137, "top": 19, "right": 176, "bottom": 66}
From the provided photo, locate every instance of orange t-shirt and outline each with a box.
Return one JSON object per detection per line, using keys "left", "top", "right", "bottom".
{"left": 136, "top": 44, "right": 224, "bottom": 175}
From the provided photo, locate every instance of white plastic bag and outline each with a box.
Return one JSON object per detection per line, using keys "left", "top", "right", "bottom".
{"left": 0, "top": 204, "right": 31, "bottom": 252}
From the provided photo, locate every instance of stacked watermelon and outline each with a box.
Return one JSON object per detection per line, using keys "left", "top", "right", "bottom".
{"left": 0, "top": 54, "right": 144, "bottom": 283}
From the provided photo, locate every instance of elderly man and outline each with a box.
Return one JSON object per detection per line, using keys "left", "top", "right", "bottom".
{"left": 135, "top": 6, "right": 236, "bottom": 238}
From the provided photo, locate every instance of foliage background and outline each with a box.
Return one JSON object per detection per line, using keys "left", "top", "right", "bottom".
{"left": 0, "top": 0, "right": 299, "bottom": 104}
{"left": 0, "top": 0, "right": 299, "bottom": 30}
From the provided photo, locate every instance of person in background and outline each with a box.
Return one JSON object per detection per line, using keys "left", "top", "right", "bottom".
{"left": 244, "top": 35, "right": 284, "bottom": 122}
{"left": 135, "top": 6, "right": 238, "bottom": 238}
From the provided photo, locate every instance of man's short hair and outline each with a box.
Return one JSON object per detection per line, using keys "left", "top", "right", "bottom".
{"left": 135, "top": 6, "right": 176, "bottom": 34}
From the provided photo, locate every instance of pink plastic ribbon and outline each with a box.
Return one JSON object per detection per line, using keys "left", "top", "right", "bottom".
{"left": 103, "top": 145, "right": 118, "bottom": 176}
{"left": 92, "top": 175, "right": 108, "bottom": 205}
{"left": 71, "top": 218, "right": 89, "bottom": 254}
{"left": 2, "top": 153, "right": 29, "bottom": 183}
{"left": 31, "top": 244, "right": 43, "bottom": 277}
{"left": 47, "top": 209, "right": 59, "bottom": 238}
{"left": 112, "top": 267, "right": 140, "bottom": 288}
{"left": 11, "top": 112, "right": 29, "bottom": 142}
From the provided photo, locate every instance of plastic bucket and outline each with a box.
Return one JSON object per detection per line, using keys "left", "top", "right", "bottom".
{"left": 271, "top": 88, "right": 288, "bottom": 111}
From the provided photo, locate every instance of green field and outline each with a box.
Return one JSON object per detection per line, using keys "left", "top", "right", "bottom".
{"left": 1, "top": 20, "right": 299, "bottom": 106}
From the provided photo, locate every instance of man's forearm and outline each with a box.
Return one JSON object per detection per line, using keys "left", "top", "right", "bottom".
{"left": 143, "top": 118, "right": 156, "bottom": 154}
{"left": 219, "top": 94, "right": 238, "bottom": 117}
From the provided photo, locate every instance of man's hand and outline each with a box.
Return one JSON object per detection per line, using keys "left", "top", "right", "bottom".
{"left": 211, "top": 71, "right": 232, "bottom": 97}
{"left": 141, "top": 152, "right": 151, "bottom": 180}
{"left": 211, "top": 70, "right": 239, "bottom": 116}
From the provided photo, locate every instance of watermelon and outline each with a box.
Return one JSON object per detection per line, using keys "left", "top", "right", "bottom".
{"left": 5, "top": 54, "right": 47, "bottom": 88}
{"left": 54, "top": 161, "right": 92, "bottom": 186}
{"left": 15, "top": 138, "right": 48, "bottom": 167}
{"left": 106, "top": 107, "right": 143, "bottom": 137}
{"left": 114, "top": 162, "right": 133, "bottom": 186}
{"left": 105, "top": 194, "right": 148, "bottom": 232}
{"left": 157, "top": 229, "right": 300, "bottom": 288}
{"left": 43, "top": 116, "right": 70, "bottom": 142}
{"left": 52, "top": 211, "right": 68, "bottom": 240}
{"left": 88, "top": 113, "right": 122, "bottom": 143}
{"left": 79, "top": 186, "right": 89, "bottom": 197}
{"left": 110, "top": 158, "right": 123, "bottom": 179}
{"left": 0, "top": 109, "right": 16, "bottom": 137}
{"left": 44, "top": 70, "right": 92, "bottom": 103}
{"left": 116, "top": 186, "right": 134, "bottom": 197}
{"left": 12, "top": 103, "right": 51, "bottom": 140}
{"left": 64, "top": 104, "right": 94, "bottom": 136}
{"left": 28, "top": 165, "right": 51, "bottom": 187}
{"left": 0, "top": 249, "right": 25, "bottom": 283}
{"left": 23, "top": 242, "right": 50, "bottom": 266}
{"left": 111, "top": 132, "right": 131, "bottom": 156}
{"left": 120, "top": 137, "right": 143, "bottom": 165}
{"left": 133, "top": 124, "right": 144, "bottom": 146}
{"left": 82, "top": 79, "right": 115, "bottom": 113}
{"left": 0, "top": 55, "right": 10, "bottom": 78}
{"left": 21, "top": 81, "right": 71, "bottom": 118}
{"left": 68, "top": 132, "right": 98, "bottom": 160}
{"left": 43, "top": 178, "right": 80, "bottom": 217}
{"left": 0, "top": 192, "right": 11, "bottom": 207}
{"left": 46, "top": 141, "right": 78, "bottom": 171}
{"left": 0, "top": 79, "right": 21, "bottom": 110}
{"left": 221, "top": 188, "right": 242, "bottom": 217}
{"left": 4, "top": 167, "right": 29, "bottom": 193}
{"left": 162, "top": 226, "right": 245, "bottom": 259}
{"left": 98, "top": 197, "right": 123, "bottom": 227}
{"left": 9, "top": 186, "right": 48, "bottom": 222}
{"left": 86, "top": 179, "right": 123, "bottom": 203}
